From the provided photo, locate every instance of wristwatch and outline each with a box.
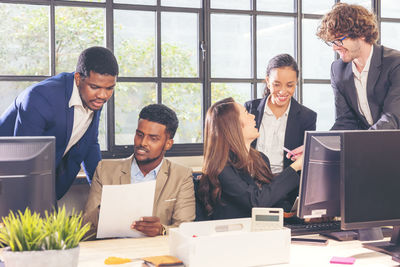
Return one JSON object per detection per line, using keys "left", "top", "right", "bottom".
{"left": 160, "top": 224, "right": 167, "bottom": 236}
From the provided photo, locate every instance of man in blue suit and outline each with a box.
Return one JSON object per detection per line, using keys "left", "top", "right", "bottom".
{"left": 0, "top": 46, "right": 119, "bottom": 199}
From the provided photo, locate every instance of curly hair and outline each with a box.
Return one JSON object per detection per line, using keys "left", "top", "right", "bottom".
{"left": 316, "top": 3, "right": 379, "bottom": 44}
{"left": 139, "top": 104, "right": 179, "bottom": 139}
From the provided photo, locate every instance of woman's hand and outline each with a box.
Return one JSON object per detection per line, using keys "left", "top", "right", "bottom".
{"left": 290, "top": 154, "right": 304, "bottom": 172}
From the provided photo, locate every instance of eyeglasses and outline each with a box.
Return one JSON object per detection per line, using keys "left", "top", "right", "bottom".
{"left": 325, "top": 36, "right": 348, "bottom": 47}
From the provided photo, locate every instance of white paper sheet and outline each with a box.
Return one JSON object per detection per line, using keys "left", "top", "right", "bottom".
{"left": 97, "top": 180, "right": 156, "bottom": 238}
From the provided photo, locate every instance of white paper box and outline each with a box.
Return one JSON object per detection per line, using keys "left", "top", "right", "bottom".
{"left": 169, "top": 218, "right": 290, "bottom": 267}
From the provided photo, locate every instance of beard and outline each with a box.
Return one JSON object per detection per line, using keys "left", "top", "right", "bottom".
{"left": 134, "top": 146, "right": 165, "bottom": 165}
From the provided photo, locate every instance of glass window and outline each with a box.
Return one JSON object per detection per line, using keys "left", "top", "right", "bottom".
{"left": 114, "top": 83, "right": 157, "bottom": 145}
{"left": 0, "top": 4, "right": 49, "bottom": 76}
{"left": 162, "top": 12, "right": 199, "bottom": 77}
{"left": 211, "top": 14, "right": 251, "bottom": 78}
{"left": 55, "top": 6, "right": 105, "bottom": 74}
{"left": 302, "top": 0, "right": 334, "bottom": 14}
{"left": 211, "top": 0, "right": 250, "bottom": 10}
{"left": 211, "top": 83, "right": 251, "bottom": 105}
{"left": 114, "top": 10, "right": 156, "bottom": 77}
{"left": 257, "top": 83, "right": 266, "bottom": 99}
{"left": 257, "top": 0, "right": 294, "bottom": 12}
{"left": 302, "top": 83, "right": 335, "bottom": 131}
{"left": 161, "top": 0, "right": 201, "bottom": 8}
{"left": 257, "top": 16, "right": 295, "bottom": 79}
{"left": 381, "top": 0, "right": 400, "bottom": 18}
{"left": 0, "top": 81, "right": 33, "bottom": 115}
{"left": 340, "top": 0, "right": 371, "bottom": 10}
{"left": 381, "top": 22, "right": 400, "bottom": 51}
{"left": 162, "top": 83, "right": 202, "bottom": 143}
{"left": 302, "top": 19, "right": 333, "bottom": 80}
{"left": 114, "top": 0, "right": 156, "bottom": 4}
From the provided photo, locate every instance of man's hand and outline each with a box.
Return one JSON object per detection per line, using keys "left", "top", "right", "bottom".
{"left": 131, "top": 216, "right": 162, "bottom": 237}
{"left": 286, "top": 145, "right": 304, "bottom": 161}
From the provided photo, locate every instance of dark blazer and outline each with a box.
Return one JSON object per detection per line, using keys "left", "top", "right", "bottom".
{"left": 205, "top": 154, "right": 299, "bottom": 220}
{"left": 0, "top": 72, "right": 102, "bottom": 199}
{"left": 244, "top": 94, "right": 317, "bottom": 169}
{"left": 331, "top": 44, "right": 400, "bottom": 130}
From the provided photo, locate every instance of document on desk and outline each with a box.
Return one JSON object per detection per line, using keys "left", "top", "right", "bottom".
{"left": 97, "top": 180, "right": 156, "bottom": 238}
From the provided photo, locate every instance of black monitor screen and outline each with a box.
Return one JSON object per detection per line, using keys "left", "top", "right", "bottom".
{"left": 341, "top": 130, "right": 400, "bottom": 230}
{"left": 0, "top": 136, "right": 56, "bottom": 218}
{"left": 297, "top": 131, "right": 342, "bottom": 219}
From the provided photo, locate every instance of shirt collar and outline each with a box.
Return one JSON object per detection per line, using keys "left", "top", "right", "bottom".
{"left": 131, "top": 157, "right": 163, "bottom": 178}
{"left": 264, "top": 95, "right": 291, "bottom": 117}
{"left": 352, "top": 44, "right": 374, "bottom": 74}
{"left": 69, "top": 76, "right": 89, "bottom": 111}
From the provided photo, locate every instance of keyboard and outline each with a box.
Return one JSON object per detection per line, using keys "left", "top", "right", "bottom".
{"left": 285, "top": 220, "right": 342, "bottom": 236}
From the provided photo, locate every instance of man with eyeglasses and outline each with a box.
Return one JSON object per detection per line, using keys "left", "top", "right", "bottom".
{"left": 317, "top": 3, "right": 400, "bottom": 130}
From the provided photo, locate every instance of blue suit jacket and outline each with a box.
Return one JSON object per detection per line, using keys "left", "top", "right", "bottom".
{"left": 0, "top": 72, "right": 102, "bottom": 199}
{"left": 331, "top": 45, "right": 400, "bottom": 130}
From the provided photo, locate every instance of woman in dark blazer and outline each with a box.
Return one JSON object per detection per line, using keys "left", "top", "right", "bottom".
{"left": 197, "top": 97, "right": 303, "bottom": 220}
{"left": 244, "top": 54, "right": 316, "bottom": 211}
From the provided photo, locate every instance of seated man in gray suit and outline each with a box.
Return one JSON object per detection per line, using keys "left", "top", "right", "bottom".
{"left": 317, "top": 3, "right": 400, "bottom": 130}
{"left": 83, "top": 104, "right": 195, "bottom": 237}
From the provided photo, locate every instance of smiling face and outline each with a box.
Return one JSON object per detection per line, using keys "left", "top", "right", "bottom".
{"left": 75, "top": 71, "right": 116, "bottom": 111}
{"left": 331, "top": 36, "right": 363, "bottom": 63}
{"left": 266, "top": 66, "right": 297, "bottom": 108}
{"left": 134, "top": 119, "right": 173, "bottom": 168}
{"left": 235, "top": 102, "right": 259, "bottom": 143}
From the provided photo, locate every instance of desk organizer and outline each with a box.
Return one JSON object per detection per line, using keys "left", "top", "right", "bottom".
{"left": 169, "top": 218, "right": 290, "bottom": 267}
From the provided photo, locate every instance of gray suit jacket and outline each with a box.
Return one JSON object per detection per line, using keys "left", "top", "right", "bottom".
{"left": 331, "top": 45, "right": 400, "bottom": 130}
{"left": 83, "top": 155, "right": 195, "bottom": 237}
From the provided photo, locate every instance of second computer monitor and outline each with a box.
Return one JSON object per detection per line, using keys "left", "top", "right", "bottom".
{"left": 297, "top": 131, "right": 342, "bottom": 219}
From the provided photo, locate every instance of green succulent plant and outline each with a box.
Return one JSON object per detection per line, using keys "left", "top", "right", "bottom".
{"left": 0, "top": 206, "right": 91, "bottom": 252}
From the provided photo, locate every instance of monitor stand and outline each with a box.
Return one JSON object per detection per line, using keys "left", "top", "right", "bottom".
{"left": 321, "top": 227, "right": 391, "bottom": 242}
{"left": 363, "top": 226, "right": 400, "bottom": 256}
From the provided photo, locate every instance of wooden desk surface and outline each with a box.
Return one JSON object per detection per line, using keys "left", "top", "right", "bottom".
{"left": 1, "top": 235, "right": 398, "bottom": 266}
{"left": 75, "top": 235, "right": 399, "bottom": 267}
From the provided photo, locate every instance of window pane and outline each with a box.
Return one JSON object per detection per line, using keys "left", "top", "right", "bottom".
{"left": 302, "top": 0, "right": 334, "bottom": 14}
{"left": 382, "top": 0, "right": 400, "bottom": 18}
{"left": 257, "top": 16, "right": 295, "bottom": 79}
{"left": 162, "top": 0, "right": 201, "bottom": 8}
{"left": 162, "top": 12, "right": 198, "bottom": 77}
{"left": 162, "top": 83, "right": 202, "bottom": 143}
{"left": 211, "top": 83, "right": 251, "bottom": 105}
{"left": 211, "top": 0, "right": 250, "bottom": 10}
{"left": 257, "top": 83, "right": 266, "bottom": 99}
{"left": 115, "top": 83, "right": 157, "bottom": 145}
{"left": 114, "top": 0, "right": 156, "bottom": 4}
{"left": 257, "top": 0, "right": 294, "bottom": 12}
{"left": 0, "top": 82, "right": 33, "bottom": 116}
{"left": 211, "top": 14, "right": 251, "bottom": 78}
{"left": 340, "top": 0, "right": 371, "bottom": 10}
{"left": 302, "top": 19, "right": 333, "bottom": 79}
{"left": 381, "top": 22, "right": 400, "bottom": 51}
{"left": 115, "top": 10, "right": 156, "bottom": 77}
{"left": 55, "top": 6, "right": 105, "bottom": 74}
{"left": 0, "top": 4, "right": 49, "bottom": 75}
{"left": 302, "top": 83, "right": 335, "bottom": 130}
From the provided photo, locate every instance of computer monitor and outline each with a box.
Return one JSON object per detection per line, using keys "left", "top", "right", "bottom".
{"left": 0, "top": 136, "right": 56, "bottom": 219}
{"left": 340, "top": 130, "right": 400, "bottom": 255}
{"left": 297, "top": 131, "right": 342, "bottom": 219}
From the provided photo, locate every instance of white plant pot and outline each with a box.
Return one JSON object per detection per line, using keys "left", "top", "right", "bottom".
{"left": 1, "top": 246, "right": 79, "bottom": 267}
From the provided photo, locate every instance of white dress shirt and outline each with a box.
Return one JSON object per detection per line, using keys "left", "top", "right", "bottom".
{"left": 130, "top": 158, "right": 163, "bottom": 183}
{"left": 256, "top": 97, "right": 290, "bottom": 174}
{"left": 63, "top": 78, "right": 94, "bottom": 156}
{"left": 352, "top": 45, "right": 374, "bottom": 126}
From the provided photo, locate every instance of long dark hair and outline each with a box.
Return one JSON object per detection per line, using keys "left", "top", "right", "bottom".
{"left": 198, "top": 97, "right": 273, "bottom": 215}
{"left": 263, "top": 54, "right": 299, "bottom": 97}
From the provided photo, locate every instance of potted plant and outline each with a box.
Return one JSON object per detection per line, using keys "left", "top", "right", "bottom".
{"left": 0, "top": 206, "right": 91, "bottom": 267}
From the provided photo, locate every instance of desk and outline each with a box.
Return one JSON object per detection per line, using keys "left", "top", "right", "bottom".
{"left": 75, "top": 235, "right": 399, "bottom": 267}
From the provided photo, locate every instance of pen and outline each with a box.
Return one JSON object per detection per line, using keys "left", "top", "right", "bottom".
{"left": 283, "top": 147, "right": 295, "bottom": 157}
{"left": 291, "top": 237, "right": 328, "bottom": 246}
